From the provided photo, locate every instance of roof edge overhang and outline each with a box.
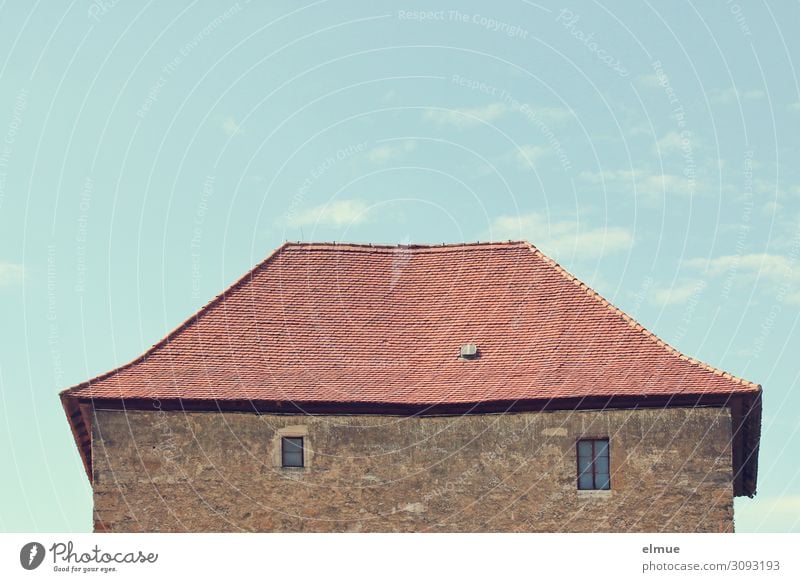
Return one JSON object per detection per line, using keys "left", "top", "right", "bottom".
{"left": 63, "top": 389, "right": 761, "bottom": 496}
{"left": 732, "top": 388, "right": 761, "bottom": 498}
{"left": 60, "top": 393, "right": 92, "bottom": 482}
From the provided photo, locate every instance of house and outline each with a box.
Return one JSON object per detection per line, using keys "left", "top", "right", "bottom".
{"left": 60, "top": 241, "right": 761, "bottom": 532}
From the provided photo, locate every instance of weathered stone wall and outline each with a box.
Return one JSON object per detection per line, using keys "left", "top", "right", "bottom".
{"left": 91, "top": 406, "right": 734, "bottom": 532}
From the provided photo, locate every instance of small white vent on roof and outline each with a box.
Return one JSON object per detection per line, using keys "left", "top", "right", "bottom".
{"left": 460, "top": 343, "right": 478, "bottom": 359}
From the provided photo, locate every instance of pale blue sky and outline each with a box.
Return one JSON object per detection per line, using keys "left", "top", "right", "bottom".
{"left": 0, "top": 1, "right": 798, "bottom": 532}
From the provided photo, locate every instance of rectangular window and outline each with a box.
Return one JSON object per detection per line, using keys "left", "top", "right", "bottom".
{"left": 281, "top": 436, "right": 304, "bottom": 468}
{"left": 577, "top": 438, "right": 610, "bottom": 490}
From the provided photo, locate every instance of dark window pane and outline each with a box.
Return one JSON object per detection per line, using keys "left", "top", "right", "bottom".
{"left": 577, "top": 455, "right": 592, "bottom": 475}
{"left": 282, "top": 437, "right": 304, "bottom": 467}
{"left": 595, "top": 453, "right": 609, "bottom": 475}
{"left": 594, "top": 440, "right": 609, "bottom": 459}
{"left": 284, "top": 437, "right": 303, "bottom": 452}
{"left": 576, "top": 438, "right": 610, "bottom": 490}
{"left": 578, "top": 471, "right": 594, "bottom": 490}
{"left": 283, "top": 451, "right": 302, "bottom": 467}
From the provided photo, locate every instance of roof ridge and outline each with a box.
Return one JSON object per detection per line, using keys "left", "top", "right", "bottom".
{"left": 282, "top": 241, "right": 529, "bottom": 252}
{"left": 521, "top": 241, "right": 760, "bottom": 391}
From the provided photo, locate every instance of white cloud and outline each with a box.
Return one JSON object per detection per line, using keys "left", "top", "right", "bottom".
{"left": 634, "top": 76, "right": 768, "bottom": 106}
{"left": 381, "top": 89, "right": 399, "bottom": 104}
{"left": 743, "top": 89, "right": 766, "bottom": 100}
{"left": 709, "top": 87, "right": 765, "bottom": 105}
{"left": 579, "top": 169, "right": 695, "bottom": 198}
{"left": 221, "top": 116, "right": 243, "bottom": 136}
{"left": 0, "top": 262, "right": 24, "bottom": 286}
{"left": 789, "top": 101, "right": 800, "bottom": 113}
{"left": 649, "top": 280, "right": 706, "bottom": 306}
{"left": 685, "top": 253, "right": 789, "bottom": 279}
{"left": 639, "top": 173, "right": 692, "bottom": 196}
{"left": 514, "top": 145, "right": 549, "bottom": 166}
{"left": 523, "top": 105, "right": 572, "bottom": 123}
{"left": 684, "top": 253, "right": 800, "bottom": 304}
{"left": 366, "top": 141, "right": 415, "bottom": 165}
{"left": 425, "top": 103, "right": 511, "bottom": 128}
{"left": 635, "top": 73, "right": 661, "bottom": 90}
{"left": 487, "top": 213, "right": 633, "bottom": 260}
{"left": 579, "top": 169, "right": 637, "bottom": 183}
{"left": 425, "top": 102, "right": 570, "bottom": 128}
{"left": 654, "top": 131, "right": 697, "bottom": 156}
{"left": 655, "top": 131, "right": 685, "bottom": 154}
{"left": 285, "top": 199, "right": 370, "bottom": 228}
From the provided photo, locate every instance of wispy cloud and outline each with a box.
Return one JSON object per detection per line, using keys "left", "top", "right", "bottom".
{"left": 425, "top": 102, "right": 570, "bottom": 128}
{"left": 381, "top": 89, "right": 399, "bottom": 104}
{"left": 744, "top": 89, "right": 766, "bottom": 100}
{"left": 221, "top": 116, "right": 243, "bottom": 136}
{"left": 366, "top": 141, "right": 415, "bottom": 165}
{"left": 635, "top": 73, "right": 662, "bottom": 90}
{"left": 709, "top": 87, "right": 765, "bottom": 105}
{"left": 654, "top": 131, "right": 699, "bottom": 156}
{"left": 637, "top": 77, "right": 765, "bottom": 104}
{"left": 285, "top": 199, "right": 370, "bottom": 228}
{"left": 579, "top": 169, "right": 696, "bottom": 198}
{"left": 686, "top": 253, "right": 790, "bottom": 279}
{"left": 684, "top": 253, "right": 800, "bottom": 304}
{"left": 0, "top": 262, "right": 24, "bottom": 286}
{"left": 486, "top": 213, "right": 633, "bottom": 260}
{"left": 425, "top": 103, "right": 511, "bottom": 128}
{"left": 655, "top": 131, "right": 685, "bottom": 154}
{"left": 514, "top": 145, "right": 549, "bottom": 167}
{"left": 649, "top": 280, "right": 706, "bottom": 306}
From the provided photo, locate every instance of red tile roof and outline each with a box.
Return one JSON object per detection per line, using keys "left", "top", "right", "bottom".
{"left": 61, "top": 241, "right": 759, "bottom": 404}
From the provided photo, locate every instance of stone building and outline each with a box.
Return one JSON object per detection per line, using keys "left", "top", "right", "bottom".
{"left": 60, "top": 241, "right": 761, "bottom": 532}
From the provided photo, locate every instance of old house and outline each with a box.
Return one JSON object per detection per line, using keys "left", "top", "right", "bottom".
{"left": 60, "top": 241, "right": 761, "bottom": 532}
